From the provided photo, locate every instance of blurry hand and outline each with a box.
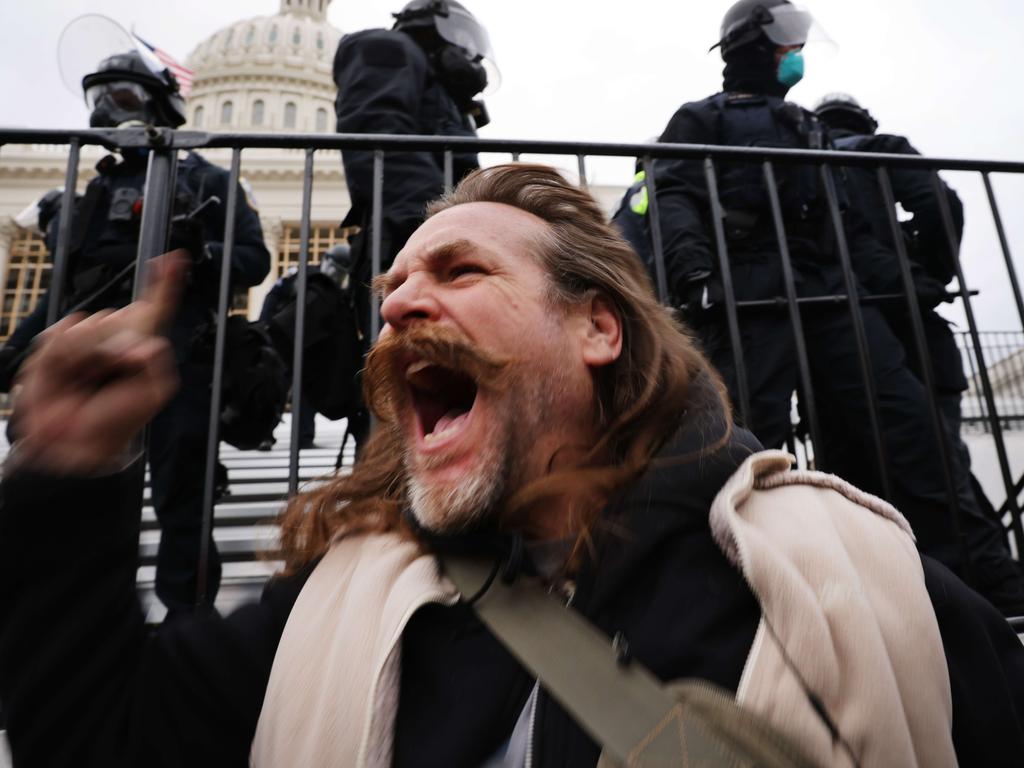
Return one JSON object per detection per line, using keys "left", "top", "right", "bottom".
{"left": 9, "top": 251, "right": 187, "bottom": 475}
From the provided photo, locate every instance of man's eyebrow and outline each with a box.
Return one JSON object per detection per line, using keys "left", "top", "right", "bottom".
{"left": 374, "top": 239, "right": 479, "bottom": 299}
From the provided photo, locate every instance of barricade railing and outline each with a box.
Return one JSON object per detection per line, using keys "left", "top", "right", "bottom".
{"left": 2, "top": 126, "right": 1024, "bottom": 607}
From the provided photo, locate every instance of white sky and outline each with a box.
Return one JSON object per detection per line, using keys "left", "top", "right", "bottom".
{"left": 2, "top": 0, "right": 1024, "bottom": 331}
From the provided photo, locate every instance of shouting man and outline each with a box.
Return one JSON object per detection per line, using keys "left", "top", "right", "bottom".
{"left": 1, "top": 165, "right": 1023, "bottom": 767}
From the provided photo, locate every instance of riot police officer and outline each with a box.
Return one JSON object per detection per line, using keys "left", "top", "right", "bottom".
{"left": 2, "top": 42, "right": 270, "bottom": 616}
{"left": 332, "top": 0, "right": 495, "bottom": 447}
{"left": 650, "top": 0, "right": 1024, "bottom": 609}
{"left": 814, "top": 93, "right": 1024, "bottom": 613}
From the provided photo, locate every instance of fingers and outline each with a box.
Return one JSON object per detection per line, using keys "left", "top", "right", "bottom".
{"left": 141, "top": 250, "right": 189, "bottom": 335}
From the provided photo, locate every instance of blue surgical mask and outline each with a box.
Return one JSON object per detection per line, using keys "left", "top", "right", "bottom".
{"left": 777, "top": 50, "right": 805, "bottom": 87}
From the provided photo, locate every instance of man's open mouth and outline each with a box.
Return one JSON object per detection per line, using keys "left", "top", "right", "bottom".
{"left": 405, "top": 360, "right": 479, "bottom": 444}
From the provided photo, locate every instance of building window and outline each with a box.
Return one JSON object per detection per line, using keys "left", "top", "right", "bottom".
{"left": 221, "top": 100, "right": 233, "bottom": 125}
{"left": 292, "top": 27, "right": 301, "bottom": 46}
{"left": 252, "top": 99, "right": 265, "bottom": 126}
{"left": 1, "top": 229, "right": 50, "bottom": 341}
{"left": 223, "top": 29, "right": 234, "bottom": 51}
{"left": 315, "top": 107, "right": 328, "bottom": 132}
{"left": 269, "top": 25, "right": 278, "bottom": 44}
{"left": 276, "top": 225, "right": 352, "bottom": 277}
{"left": 284, "top": 101, "right": 297, "bottom": 129}
{"left": 316, "top": 33, "right": 324, "bottom": 51}
{"left": 245, "top": 26, "right": 255, "bottom": 46}
{"left": 193, "top": 105, "right": 204, "bottom": 127}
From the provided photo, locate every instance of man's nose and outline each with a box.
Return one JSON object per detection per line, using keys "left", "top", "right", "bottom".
{"left": 380, "top": 275, "right": 442, "bottom": 331}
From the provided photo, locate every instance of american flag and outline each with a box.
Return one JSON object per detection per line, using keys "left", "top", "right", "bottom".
{"left": 134, "top": 34, "right": 194, "bottom": 97}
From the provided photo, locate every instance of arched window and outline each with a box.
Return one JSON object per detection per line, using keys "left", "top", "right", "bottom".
{"left": 193, "top": 105, "right": 204, "bottom": 127}
{"left": 316, "top": 33, "right": 324, "bottom": 51}
{"left": 223, "top": 29, "right": 234, "bottom": 51}
{"left": 284, "top": 101, "right": 297, "bottom": 129}
{"left": 221, "top": 100, "right": 233, "bottom": 125}
{"left": 252, "top": 99, "right": 265, "bottom": 126}
{"left": 269, "top": 25, "right": 278, "bottom": 44}
{"left": 315, "top": 107, "right": 328, "bottom": 132}
{"left": 245, "top": 26, "right": 255, "bottom": 46}
{"left": 292, "top": 27, "right": 301, "bottom": 46}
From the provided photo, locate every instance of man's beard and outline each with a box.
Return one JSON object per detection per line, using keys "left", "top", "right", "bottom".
{"left": 366, "top": 324, "right": 548, "bottom": 534}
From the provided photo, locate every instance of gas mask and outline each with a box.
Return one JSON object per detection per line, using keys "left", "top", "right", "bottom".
{"left": 435, "top": 44, "right": 488, "bottom": 110}
{"left": 87, "top": 80, "right": 157, "bottom": 128}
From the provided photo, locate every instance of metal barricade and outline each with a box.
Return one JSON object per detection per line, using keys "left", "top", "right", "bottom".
{"left": 2, "top": 126, "right": 1024, "bottom": 607}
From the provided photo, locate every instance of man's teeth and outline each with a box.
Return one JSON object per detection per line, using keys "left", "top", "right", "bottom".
{"left": 406, "top": 360, "right": 432, "bottom": 377}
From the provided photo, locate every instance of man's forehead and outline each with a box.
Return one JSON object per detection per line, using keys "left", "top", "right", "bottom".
{"left": 392, "top": 202, "right": 549, "bottom": 272}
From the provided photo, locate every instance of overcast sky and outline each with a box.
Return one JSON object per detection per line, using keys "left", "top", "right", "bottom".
{"left": 2, "top": 0, "right": 1024, "bottom": 331}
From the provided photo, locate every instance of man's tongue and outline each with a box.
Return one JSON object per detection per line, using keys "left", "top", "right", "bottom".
{"left": 429, "top": 407, "right": 469, "bottom": 440}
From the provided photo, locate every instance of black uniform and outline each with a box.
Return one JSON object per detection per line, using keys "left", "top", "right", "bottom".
{"left": 5, "top": 149, "right": 270, "bottom": 613}
{"left": 819, "top": 129, "right": 1024, "bottom": 610}
{"left": 651, "top": 61, "right": 982, "bottom": 574}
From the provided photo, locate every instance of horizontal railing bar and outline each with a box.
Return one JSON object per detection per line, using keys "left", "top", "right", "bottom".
{"left": 4, "top": 128, "right": 1024, "bottom": 173}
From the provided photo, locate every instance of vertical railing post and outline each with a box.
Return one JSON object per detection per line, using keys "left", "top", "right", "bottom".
{"left": 45, "top": 138, "right": 80, "bottom": 326}
{"left": 577, "top": 155, "right": 588, "bottom": 189}
{"left": 640, "top": 155, "right": 669, "bottom": 305}
{"left": 818, "top": 165, "right": 891, "bottom": 499}
{"left": 196, "top": 148, "right": 242, "bottom": 607}
{"left": 133, "top": 145, "right": 178, "bottom": 297}
{"left": 443, "top": 150, "right": 454, "bottom": 194}
{"left": 703, "top": 157, "right": 750, "bottom": 426}
{"left": 933, "top": 173, "right": 1024, "bottom": 554}
{"left": 876, "top": 166, "right": 965, "bottom": 556}
{"left": 288, "top": 148, "right": 316, "bottom": 496}
{"left": 762, "top": 161, "right": 823, "bottom": 461}
{"left": 981, "top": 173, "right": 1024, "bottom": 331}
{"left": 369, "top": 149, "right": 384, "bottom": 343}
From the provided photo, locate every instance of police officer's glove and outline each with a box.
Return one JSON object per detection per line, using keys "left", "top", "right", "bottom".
{"left": 914, "top": 276, "right": 953, "bottom": 308}
{"left": 169, "top": 216, "right": 208, "bottom": 264}
{"left": 680, "top": 273, "right": 723, "bottom": 320}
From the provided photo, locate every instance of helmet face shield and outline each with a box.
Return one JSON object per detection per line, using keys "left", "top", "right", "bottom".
{"left": 433, "top": 4, "right": 500, "bottom": 90}
{"left": 85, "top": 81, "right": 150, "bottom": 112}
{"left": 761, "top": 5, "right": 834, "bottom": 49}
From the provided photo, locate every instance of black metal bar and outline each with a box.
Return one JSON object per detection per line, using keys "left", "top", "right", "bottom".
{"left": 982, "top": 173, "right": 1024, "bottom": 330}
{"left": 762, "top": 161, "right": 823, "bottom": 463}
{"left": 934, "top": 173, "right": 1024, "bottom": 554}
{"left": 511, "top": 151, "right": 521, "bottom": 162}
{"left": 45, "top": 138, "right": 80, "bottom": 326}
{"left": 288, "top": 149, "right": 316, "bottom": 496}
{"left": 734, "top": 290, "right": 970, "bottom": 309}
{"left": 877, "top": 167, "right": 965, "bottom": 549}
{"left": 640, "top": 155, "right": 669, "bottom": 304}
{"left": 369, "top": 149, "right": 384, "bottom": 343}
{"left": 703, "top": 158, "right": 750, "bottom": 425}
{"left": 7, "top": 128, "right": 1024, "bottom": 173}
{"left": 443, "top": 150, "right": 454, "bottom": 194}
{"left": 133, "top": 147, "right": 178, "bottom": 296}
{"left": 960, "top": 331, "right": 984, "bottom": 427}
{"left": 818, "top": 165, "right": 891, "bottom": 499}
{"left": 196, "top": 148, "right": 242, "bottom": 607}
{"left": 577, "top": 155, "right": 588, "bottom": 188}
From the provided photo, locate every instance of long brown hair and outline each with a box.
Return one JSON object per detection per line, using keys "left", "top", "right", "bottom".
{"left": 276, "top": 163, "right": 729, "bottom": 574}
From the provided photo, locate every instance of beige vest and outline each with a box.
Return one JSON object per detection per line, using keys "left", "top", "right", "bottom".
{"left": 251, "top": 450, "right": 956, "bottom": 767}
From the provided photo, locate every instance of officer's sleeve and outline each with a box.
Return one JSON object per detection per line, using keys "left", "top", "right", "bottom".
{"left": 0, "top": 462, "right": 311, "bottom": 767}
{"left": 333, "top": 31, "right": 445, "bottom": 228}
{"left": 3, "top": 292, "right": 50, "bottom": 352}
{"left": 922, "top": 555, "right": 1024, "bottom": 766}
{"left": 882, "top": 135, "right": 964, "bottom": 284}
{"left": 203, "top": 176, "right": 271, "bottom": 289}
{"left": 652, "top": 105, "right": 718, "bottom": 298}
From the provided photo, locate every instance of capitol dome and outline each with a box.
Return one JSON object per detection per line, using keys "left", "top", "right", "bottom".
{"left": 183, "top": 0, "right": 343, "bottom": 133}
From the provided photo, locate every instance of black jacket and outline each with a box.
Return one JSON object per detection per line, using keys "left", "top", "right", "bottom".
{"left": 333, "top": 28, "right": 479, "bottom": 272}
{"left": 652, "top": 92, "right": 895, "bottom": 305}
{"left": 2, "top": 409, "right": 1023, "bottom": 766}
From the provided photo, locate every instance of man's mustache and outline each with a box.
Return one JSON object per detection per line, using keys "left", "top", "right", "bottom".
{"left": 364, "top": 324, "right": 512, "bottom": 423}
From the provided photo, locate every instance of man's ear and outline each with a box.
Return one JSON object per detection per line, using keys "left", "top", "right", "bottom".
{"left": 579, "top": 293, "right": 622, "bottom": 369}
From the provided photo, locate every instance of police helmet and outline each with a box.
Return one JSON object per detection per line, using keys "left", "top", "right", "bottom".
{"left": 322, "top": 243, "right": 354, "bottom": 276}
{"left": 712, "top": 0, "right": 817, "bottom": 56}
{"left": 814, "top": 93, "right": 879, "bottom": 135}
{"left": 82, "top": 50, "right": 186, "bottom": 128}
{"left": 393, "top": 1, "right": 493, "bottom": 60}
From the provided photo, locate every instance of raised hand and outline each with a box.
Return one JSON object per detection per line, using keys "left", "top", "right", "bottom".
{"left": 9, "top": 251, "right": 188, "bottom": 475}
